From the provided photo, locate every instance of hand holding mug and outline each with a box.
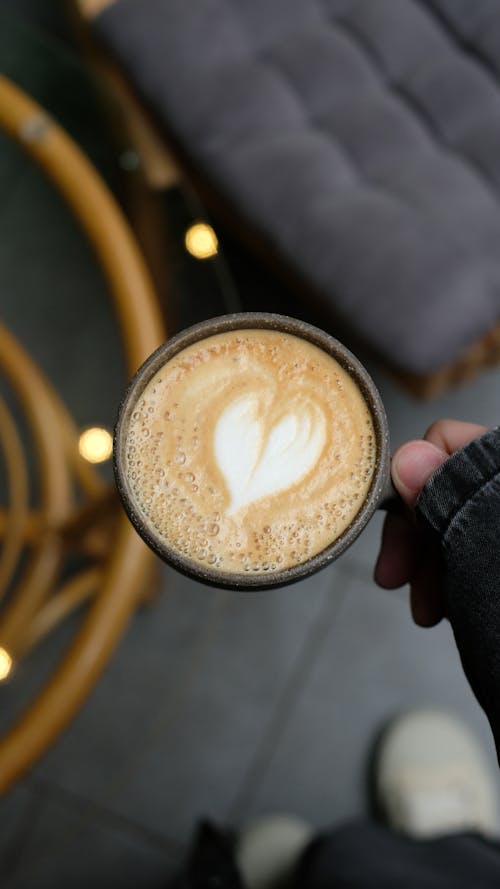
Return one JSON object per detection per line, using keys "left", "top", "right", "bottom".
{"left": 375, "top": 420, "right": 488, "bottom": 627}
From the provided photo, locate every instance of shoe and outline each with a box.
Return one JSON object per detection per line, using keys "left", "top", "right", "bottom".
{"left": 235, "top": 814, "right": 313, "bottom": 889}
{"left": 374, "top": 708, "right": 499, "bottom": 839}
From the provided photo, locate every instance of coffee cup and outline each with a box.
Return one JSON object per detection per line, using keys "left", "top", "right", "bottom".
{"left": 114, "top": 313, "right": 398, "bottom": 590}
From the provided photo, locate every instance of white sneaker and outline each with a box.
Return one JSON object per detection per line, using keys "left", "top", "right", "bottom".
{"left": 236, "top": 814, "right": 313, "bottom": 889}
{"left": 374, "top": 709, "right": 499, "bottom": 839}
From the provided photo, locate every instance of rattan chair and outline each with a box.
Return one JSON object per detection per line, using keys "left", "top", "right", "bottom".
{"left": 0, "top": 74, "right": 165, "bottom": 794}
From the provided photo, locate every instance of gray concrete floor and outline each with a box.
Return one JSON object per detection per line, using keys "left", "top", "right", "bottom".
{"left": 2, "top": 356, "right": 500, "bottom": 889}
{"left": 1, "top": 6, "right": 500, "bottom": 889}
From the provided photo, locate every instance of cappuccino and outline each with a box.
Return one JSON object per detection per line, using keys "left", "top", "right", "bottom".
{"left": 124, "top": 328, "right": 376, "bottom": 577}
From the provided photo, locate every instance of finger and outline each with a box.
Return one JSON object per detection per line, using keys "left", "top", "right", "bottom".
{"left": 374, "top": 513, "right": 417, "bottom": 589}
{"left": 391, "top": 441, "right": 448, "bottom": 508}
{"left": 409, "top": 548, "right": 445, "bottom": 627}
{"left": 424, "top": 420, "right": 488, "bottom": 456}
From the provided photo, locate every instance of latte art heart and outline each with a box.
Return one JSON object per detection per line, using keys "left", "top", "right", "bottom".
{"left": 214, "top": 394, "right": 326, "bottom": 514}
{"left": 125, "top": 328, "right": 376, "bottom": 576}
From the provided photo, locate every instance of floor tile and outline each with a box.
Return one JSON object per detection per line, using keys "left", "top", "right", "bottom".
{"left": 244, "top": 575, "right": 498, "bottom": 831}
{"left": 33, "top": 563, "right": 344, "bottom": 845}
{"left": 32, "top": 571, "right": 224, "bottom": 801}
{"left": 4, "top": 789, "right": 178, "bottom": 889}
{"left": 0, "top": 786, "right": 40, "bottom": 884}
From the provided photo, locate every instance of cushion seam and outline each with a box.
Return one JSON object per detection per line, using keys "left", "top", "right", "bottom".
{"left": 328, "top": 2, "right": 500, "bottom": 198}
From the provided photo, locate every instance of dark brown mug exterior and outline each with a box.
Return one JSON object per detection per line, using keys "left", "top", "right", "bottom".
{"left": 114, "top": 313, "right": 396, "bottom": 591}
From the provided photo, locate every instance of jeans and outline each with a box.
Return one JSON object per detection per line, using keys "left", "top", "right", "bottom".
{"left": 297, "top": 822, "right": 500, "bottom": 887}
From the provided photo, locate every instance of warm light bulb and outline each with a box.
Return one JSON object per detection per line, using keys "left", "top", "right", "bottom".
{"left": 78, "top": 427, "right": 113, "bottom": 464}
{"left": 184, "top": 222, "right": 218, "bottom": 259}
{"left": 0, "top": 647, "right": 13, "bottom": 681}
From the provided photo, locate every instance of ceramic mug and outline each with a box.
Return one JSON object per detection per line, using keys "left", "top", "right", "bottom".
{"left": 114, "top": 313, "right": 400, "bottom": 590}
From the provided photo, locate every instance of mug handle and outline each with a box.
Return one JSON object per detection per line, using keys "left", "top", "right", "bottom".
{"left": 378, "top": 474, "right": 405, "bottom": 514}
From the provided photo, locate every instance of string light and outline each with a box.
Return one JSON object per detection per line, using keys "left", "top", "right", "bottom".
{"left": 78, "top": 427, "right": 113, "bottom": 464}
{"left": 184, "top": 222, "right": 218, "bottom": 259}
{"left": 0, "top": 647, "right": 13, "bottom": 681}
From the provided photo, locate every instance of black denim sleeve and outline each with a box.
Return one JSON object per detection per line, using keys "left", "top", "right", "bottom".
{"left": 415, "top": 426, "right": 500, "bottom": 760}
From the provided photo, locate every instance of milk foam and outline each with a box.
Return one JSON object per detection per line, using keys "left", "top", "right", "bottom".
{"left": 214, "top": 394, "right": 326, "bottom": 514}
{"left": 125, "top": 329, "right": 376, "bottom": 576}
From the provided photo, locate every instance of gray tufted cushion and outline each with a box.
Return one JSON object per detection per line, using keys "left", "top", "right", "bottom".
{"left": 96, "top": 0, "right": 500, "bottom": 375}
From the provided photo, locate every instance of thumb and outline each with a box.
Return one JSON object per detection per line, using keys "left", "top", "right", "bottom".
{"left": 392, "top": 440, "right": 448, "bottom": 509}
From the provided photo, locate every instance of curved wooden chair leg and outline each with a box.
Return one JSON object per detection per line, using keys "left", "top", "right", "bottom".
{"left": 0, "top": 396, "right": 29, "bottom": 601}
{"left": 0, "top": 75, "right": 166, "bottom": 795}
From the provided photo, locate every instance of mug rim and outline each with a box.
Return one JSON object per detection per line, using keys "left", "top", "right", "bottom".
{"left": 114, "top": 312, "right": 391, "bottom": 590}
